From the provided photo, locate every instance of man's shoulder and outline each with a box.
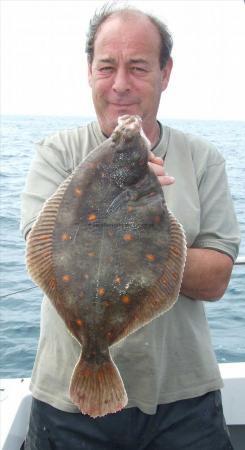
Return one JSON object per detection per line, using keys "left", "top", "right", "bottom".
{"left": 38, "top": 121, "right": 100, "bottom": 149}
{"left": 165, "top": 125, "right": 225, "bottom": 166}
{"left": 35, "top": 121, "right": 103, "bottom": 169}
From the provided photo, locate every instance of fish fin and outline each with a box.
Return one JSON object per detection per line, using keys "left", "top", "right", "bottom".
{"left": 70, "top": 351, "right": 128, "bottom": 418}
{"left": 26, "top": 174, "right": 72, "bottom": 307}
{"left": 106, "top": 190, "right": 130, "bottom": 215}
{"left": 112, "top": 211, "right": 187, "bottom": 343}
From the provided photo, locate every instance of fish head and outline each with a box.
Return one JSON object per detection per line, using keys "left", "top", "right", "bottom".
{"left": 110, "top": 115, "right": 151, "bottom": 187}
{"left": 111, "top": 115, "right": 150, "bottom": 150}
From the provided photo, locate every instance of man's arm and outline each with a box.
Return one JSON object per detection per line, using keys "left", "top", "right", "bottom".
{"left": 148, "top": 154, "right": 235, "bottom": 302}
{"left": 180, "top": 248, "right": 233, "bottom": 301}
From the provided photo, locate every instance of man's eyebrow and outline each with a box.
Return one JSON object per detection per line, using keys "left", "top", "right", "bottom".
{"left": 96, "top": 58, "right": 150, "bottom": 66}
{"left": 96, "top": 58, "right": 116, "bottom": 65}
{"left": 128, "top": 58, "right": 149, "bottom": 65}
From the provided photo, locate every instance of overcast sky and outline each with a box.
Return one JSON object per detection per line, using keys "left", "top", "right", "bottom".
{"left": 1, "top": 0, "right": 245, "bottom": 120}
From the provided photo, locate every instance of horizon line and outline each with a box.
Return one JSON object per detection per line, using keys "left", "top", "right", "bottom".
{"left": 1, "top": 114, "right": 244, "bottom": 123}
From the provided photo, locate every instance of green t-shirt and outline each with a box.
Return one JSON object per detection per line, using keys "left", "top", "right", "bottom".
{"left": 21, "top": 121, "right": 240, "bottom": 414}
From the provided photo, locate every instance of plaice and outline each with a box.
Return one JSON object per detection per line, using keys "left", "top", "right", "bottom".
{"left": 26, "top": 115, "right": 186, "bottom": 418}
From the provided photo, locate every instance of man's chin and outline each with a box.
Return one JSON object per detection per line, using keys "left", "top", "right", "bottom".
{"left": 101, "top": 116, "right": 122, "bottom": 136}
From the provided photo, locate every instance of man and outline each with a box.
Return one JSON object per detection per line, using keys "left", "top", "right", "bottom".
{"left": 21, "top": 4, "right": 240, "bottom": 450}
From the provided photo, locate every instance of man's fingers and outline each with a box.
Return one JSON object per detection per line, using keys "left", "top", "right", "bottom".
{"left": 148, "top": 159, "right": 175, "bottom": 186}
{"left": 148, "top": 161, "right": 164, "bottom": 176}
{"left": 158, "top": 175, "right": 175, "bottom": 186}
{"left": 148, "top": 152, "right": 164, "bottom": 166}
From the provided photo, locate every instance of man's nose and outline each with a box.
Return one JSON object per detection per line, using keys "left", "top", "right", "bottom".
{"left": 112, "top": 67, "right": 130, "bottom": 93}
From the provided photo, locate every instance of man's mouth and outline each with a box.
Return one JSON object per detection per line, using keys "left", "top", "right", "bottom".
{"left": 110, "top": 103, "right": 136, "bottom": 107}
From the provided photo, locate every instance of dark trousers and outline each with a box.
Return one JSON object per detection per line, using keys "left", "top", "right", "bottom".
{"left": 24, "top": 390, "right": 233, "bottom": 450}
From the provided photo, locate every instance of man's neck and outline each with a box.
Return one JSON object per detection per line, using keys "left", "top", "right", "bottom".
{"left": 146, "top": 121, "right": 161, "bottom": 149}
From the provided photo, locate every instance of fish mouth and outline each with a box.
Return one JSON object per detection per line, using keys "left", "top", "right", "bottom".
{"left": 111, "top": 115, "right": 143, "bottom": 145}
{"left": 117, "top": 115, "right": 142, "bottom": 127}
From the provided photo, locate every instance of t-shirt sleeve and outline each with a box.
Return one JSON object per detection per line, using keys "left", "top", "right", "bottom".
{"left": 20, "top": 139, "right": 72, "bottom": 239}
{"left": 193, "top": 158, "right": 240, "bottom": 262}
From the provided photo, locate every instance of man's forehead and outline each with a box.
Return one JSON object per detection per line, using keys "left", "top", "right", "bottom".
{"left": 94, "top": 12, "right": 160, "bottom": 49}
{"left": 93, "top": 24, "right": 160, "bottom": 64}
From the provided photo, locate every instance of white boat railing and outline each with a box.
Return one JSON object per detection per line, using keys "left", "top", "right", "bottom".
{"left": 235, "top": 256, "right": 245, "bottom": 265}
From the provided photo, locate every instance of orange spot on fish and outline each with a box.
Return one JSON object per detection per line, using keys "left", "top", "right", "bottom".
{"left": 121, "top": 295, "right": 131, "bottom": 304}
{"left": 87, "top": 213, "right": 97, "bottom": 222}
{"left": 98, "top": 287, "right": 105, "bottom": 297}
{"left": 123, "top": 233, "right": 133, "bottom": 241}
{"left": 127, "top": 206, "right": 134, "bottom": 213}
{"left": 87, "top": 251, "right": 96, "bottom": 257}
{"left": 145, "top": 254, "right": 156, "bottom": 262}
{"left": 61, "top": 232, "right": 71, "bottom": 241}
{"left": 74, "top": 187, "right": 83, "bottom": 197}
{"left": 62, "top": 274, "right": 71, "bottom": 282}
{"left": 76, "top": 319, "right": 84, "bottom": 327}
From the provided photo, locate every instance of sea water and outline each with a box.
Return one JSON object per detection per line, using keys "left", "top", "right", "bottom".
{"left": 0, "top": 115, "right": 244, "bottom": 378}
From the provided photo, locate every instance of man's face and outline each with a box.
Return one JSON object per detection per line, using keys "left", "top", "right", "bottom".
{"left": 88, "top": 13, "right": 172, "bottom": 139}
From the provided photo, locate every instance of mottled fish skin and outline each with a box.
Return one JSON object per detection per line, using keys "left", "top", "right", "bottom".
{"left": 26, "top": 115, "right": 186, "bottom": 418}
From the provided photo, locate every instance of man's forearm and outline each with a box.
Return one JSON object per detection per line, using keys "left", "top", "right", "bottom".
{"left": 180, "top": 248, "right": 234, "bottom": 301}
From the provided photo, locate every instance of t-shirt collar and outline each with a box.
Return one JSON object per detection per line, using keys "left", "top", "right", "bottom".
{"left": 93, "top": 119, "right": 169, "bottom": 160}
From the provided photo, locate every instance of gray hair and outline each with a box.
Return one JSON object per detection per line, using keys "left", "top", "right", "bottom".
{"left": 85, "top": 3, "right": 173, "bottom": 69}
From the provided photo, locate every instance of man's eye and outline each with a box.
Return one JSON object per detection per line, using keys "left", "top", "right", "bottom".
{"left": 99, "top": 67, "right": 113, "bottom": 72}
{"left": 132, "top": 67, "right": 147, "bottom": 73}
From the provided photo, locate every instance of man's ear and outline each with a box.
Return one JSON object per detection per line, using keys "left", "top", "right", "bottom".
{"left": 88, "top": 62, "right": 92, "bottom": 87}
{"left": 161, "top": 57, "right": 173, "bottom": 92}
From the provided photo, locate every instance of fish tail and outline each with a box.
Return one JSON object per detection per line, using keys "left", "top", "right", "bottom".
{"left": 70, "top": 351, "right": 128, "bottom": 418}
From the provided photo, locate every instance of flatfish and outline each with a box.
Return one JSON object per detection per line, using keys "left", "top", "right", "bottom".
{"left": 26, "top": 115, "right": 186, "bottom": 417}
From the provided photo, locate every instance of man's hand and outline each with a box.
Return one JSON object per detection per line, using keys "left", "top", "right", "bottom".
{"left": 148, "top": 152, "right": 175, "bottom": 186}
